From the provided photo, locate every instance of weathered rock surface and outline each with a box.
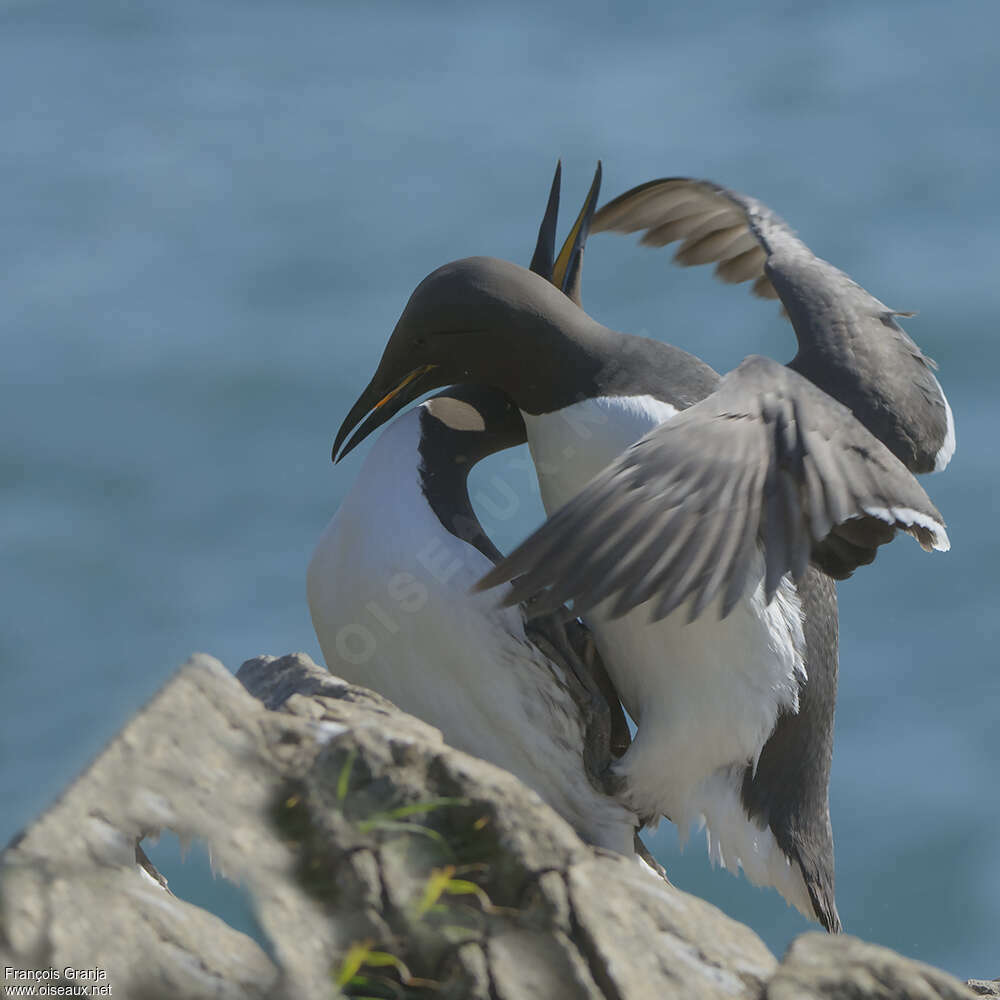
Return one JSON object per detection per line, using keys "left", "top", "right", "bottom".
{"left": 966, "top": 980, "right": 1000, "bottom": 997}
{"left": 764, "top": 934, "right": 981, "bottom": 1000}
{"left": 0, "top": 652, "right": 986, "bottom": 999}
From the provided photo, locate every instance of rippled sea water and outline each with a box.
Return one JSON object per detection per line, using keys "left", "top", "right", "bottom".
{"left": 2, "top": 0, "right": 997, "bottom": 976}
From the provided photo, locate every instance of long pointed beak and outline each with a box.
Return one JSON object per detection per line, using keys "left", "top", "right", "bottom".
{"left": 333, "top": 363, "right": 439, "bottom": 463}
{"left": 552, "top": 162, "right": 601, "bottom": 306}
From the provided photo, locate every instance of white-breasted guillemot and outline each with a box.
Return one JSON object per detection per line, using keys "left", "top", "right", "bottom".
{"left": 309, "top": 167, "right": 643, "bottom": 856}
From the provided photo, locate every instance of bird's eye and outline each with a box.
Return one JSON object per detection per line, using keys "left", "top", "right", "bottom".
{"left": 414, "top": 336, "right": 427, "bottom": 350}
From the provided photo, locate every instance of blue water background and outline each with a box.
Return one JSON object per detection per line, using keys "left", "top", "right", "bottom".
{"left": 1, "top": 0, "right": 996, "bottom": 976}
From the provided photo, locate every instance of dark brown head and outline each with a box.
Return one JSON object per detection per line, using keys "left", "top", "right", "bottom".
{"left": 332, "top": 255, "right": 612, "bottom": 462}
{"left": 333, "top": 164, "right": 607, "bottom": 463}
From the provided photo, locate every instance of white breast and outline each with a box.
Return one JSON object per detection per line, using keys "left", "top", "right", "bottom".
{"left": 523, "top": 394, "right": 679, "bottom": 512}
{"left": 307, "top": 407, "right": 637, "bottom": 853}
{"left": 523, "top": 395, "right": 812, "bottom": 917}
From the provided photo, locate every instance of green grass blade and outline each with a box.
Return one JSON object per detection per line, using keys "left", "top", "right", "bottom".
{"left": 336, "top": 748, "right": 357, "bottom": 802}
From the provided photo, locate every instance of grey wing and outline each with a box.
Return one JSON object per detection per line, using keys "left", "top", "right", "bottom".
{"left": 477, "top": 357, "right": 949, "bottom": 623}
{"left": 590, "top": 175, "right": 917, "bottom": 320}
{"left": 592, "top": 177, "right": 954, "bottom": 476}
{"left": 591, "top": 175, "right": 925, "bottom": 331}
{"left": 591, "top": 177, "right": 795, "bottom": 302}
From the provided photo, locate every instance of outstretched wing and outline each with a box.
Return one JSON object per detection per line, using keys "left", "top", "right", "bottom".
{"left": 593, "top": 176, "right": 789, "bottom": 301}
{"left": 591, "top": 176, "right": 903, "bottom": 318}
{"left": 592, "top": 177, "right": 954, "bottom": 475}
{"left": 478, "top": 356, "right": 949, "bottom": 623}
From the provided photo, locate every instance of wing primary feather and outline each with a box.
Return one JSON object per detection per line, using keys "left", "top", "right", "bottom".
{"left": 714, "top": 245, "right": 767, "bottom": 284}
{"left": 721, "top": 518, "right": 762, "bottom": 618}
{"left": 565, "top": 498, "right": 688, "bottom": 611}
{"left": 677, "top": 484, "right": 747, "bottom": 620}
{"left": 640, "top": 458, "right": 752, "bottom": 617}
{"left": 646, "top": 497, "right": 723, "bottom": 622}
{"left": 604, "top": 433, "right": 735, "bottom": 615}
{"left": 801, "top": 430, "right": 852, "bottom": 526}
{"left": 762, "top": 464, "right": 791, "bottom": 603}
{"left": 642, "top": 211, "right": 716, "bottom": 247}
{"left": 720, "top": 454, "right": 769, "bottom": 617}
{"left": 608, "top": 505, "right": 692, "bottom": 616}
{"left": 476, "top": 470, "right": 628, "bottom": 594}
{"left": 690, "top": 459, "right": 758, "bottom": 619}
{"left": 663, "top": 438, "right": 754, "bottom": 621}
{"left": 751, "top": 274, "right": 780, "bottom": 300}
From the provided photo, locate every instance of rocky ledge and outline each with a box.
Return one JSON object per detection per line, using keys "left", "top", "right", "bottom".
{"left": 0, "top": 653, "right": 991, "bottom": 999}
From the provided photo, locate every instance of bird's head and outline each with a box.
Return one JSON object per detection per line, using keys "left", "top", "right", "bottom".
{"left": 334, "top": 164, "right": 604, "bottom": 462}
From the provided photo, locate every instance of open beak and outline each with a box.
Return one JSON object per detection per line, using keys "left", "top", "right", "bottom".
{"left": 333, "top": 363, "right": 439, "bottom": 462}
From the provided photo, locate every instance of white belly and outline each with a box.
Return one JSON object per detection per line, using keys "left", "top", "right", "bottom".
{"left": 307, "top": 410, "right": 637, "bottom": 853}
{"left": 523, "top": 396, "right": 811, "bottom": 915}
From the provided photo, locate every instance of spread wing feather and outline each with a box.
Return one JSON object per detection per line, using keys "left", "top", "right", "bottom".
{"left": 592, "top": 176, "right": 953, "bottom": 474}
{"left": 477, "top": 357, "right": 949, "bottom": 622}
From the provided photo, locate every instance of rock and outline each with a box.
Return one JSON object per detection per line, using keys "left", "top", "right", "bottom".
{"left": 966, "top": 980, "right": 1000, "bottom": 997}
{"left": 564, "top": 855, "right": 776, "bottom": 997}
{"left": 238, "top": 653, "right": 778, "bottom": 999}
{"left": 0, "top": 651, "right": 989, "bottom": 999}
{"left": 0, "top": 654, "right": 287, "bottom": 999}
{"left": 764, "top": 933, "right": 977, "bottom": 1000}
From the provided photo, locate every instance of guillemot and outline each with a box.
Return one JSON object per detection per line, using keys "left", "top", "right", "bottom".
{"left": 308, "top": 382, "right": 637, "bottom": 853}
{"left": 330, "top": 168, "right": 950, "bottom": 930}
{"left": 308, "top": 168, "right": 640, "bottom": 854}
